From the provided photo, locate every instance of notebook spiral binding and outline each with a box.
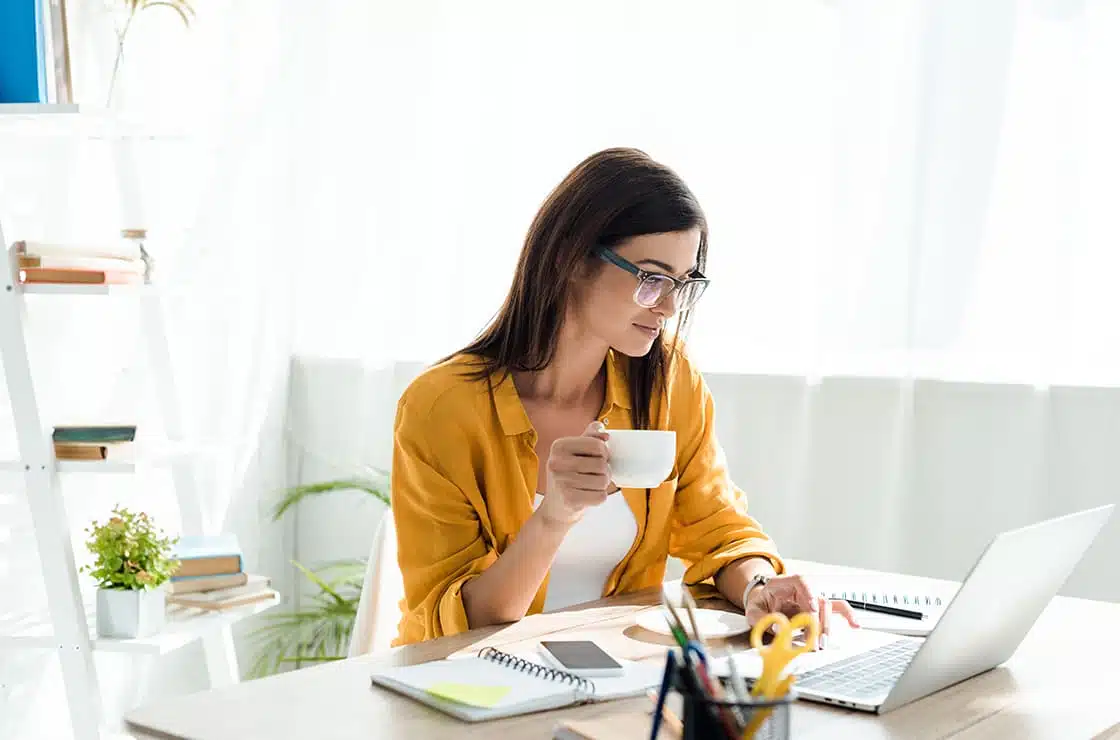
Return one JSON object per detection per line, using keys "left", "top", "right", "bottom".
{"left": 477, "top": 646, "right": 596, "bottom": 698}
{"left": 823, "top": 590, "right": 944, "bottom": 608}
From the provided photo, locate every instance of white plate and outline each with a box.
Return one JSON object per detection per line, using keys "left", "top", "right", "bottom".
{"left": 635, "top": 607, "right": 751, "bottom": 639}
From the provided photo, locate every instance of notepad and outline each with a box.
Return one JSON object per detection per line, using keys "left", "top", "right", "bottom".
{"left": 813, "top": 574, "right": 959, "bottom": 636}
{"left": 370, "top": 647, "right": 664, "bottom": 722}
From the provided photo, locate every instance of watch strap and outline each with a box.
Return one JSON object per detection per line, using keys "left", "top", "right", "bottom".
{"left": 742, "top": 573, "right": 771, "bottom": 609}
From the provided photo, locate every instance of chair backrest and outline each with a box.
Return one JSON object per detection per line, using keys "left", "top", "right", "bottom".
{"left": 347, "top": 510, "right": 404, "bottom": 657}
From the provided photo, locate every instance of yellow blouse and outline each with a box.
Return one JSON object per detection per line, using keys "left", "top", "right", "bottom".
{"left": 390, "top": 348, "right": 785, "bottom": 646}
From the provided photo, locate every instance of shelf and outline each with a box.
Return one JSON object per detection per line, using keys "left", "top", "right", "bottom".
{"left": 0, "top": 103, "right": 81, "bottom": 114}
{"left": 0, "top": 441, "right": 211, "bottom": 474}
{"left": 0, "top": 593, "right": 281, "bottom": 655}
{"left": 0, "top": 103, "right": 185, "bottom": 140}
{"left": 16, "top": 282, "right": 153, "bottom": 296}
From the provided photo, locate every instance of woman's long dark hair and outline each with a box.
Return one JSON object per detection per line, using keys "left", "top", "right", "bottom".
{"left": 453, "top": 147, "right": 708, "bottom": 430}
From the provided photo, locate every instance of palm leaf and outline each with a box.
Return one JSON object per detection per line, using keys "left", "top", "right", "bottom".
{"left": 291, "top": 560, "right": 347, "bottom": 606}
{"left": 247, "top": 557, "right": 368, "bottom": 677}
{"left": 250, "top": 468, "right": 390, "bottom": 677}
{"left": 306, "top": 558, "right": 367, "bottom": 589}
{"left": 247, "top": 594, "right": 357, "bottom": 677}
{"left": 272, "top": 468, "right": 390, "bottom": 521}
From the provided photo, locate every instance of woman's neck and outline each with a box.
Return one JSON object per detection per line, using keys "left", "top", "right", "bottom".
{"left": 513, "top": 321, "right": 608, "bottom": 407}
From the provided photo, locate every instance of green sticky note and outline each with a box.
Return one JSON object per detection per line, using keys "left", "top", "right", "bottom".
{"left": 426, "top": 681, "right": 511, "bottom": 708}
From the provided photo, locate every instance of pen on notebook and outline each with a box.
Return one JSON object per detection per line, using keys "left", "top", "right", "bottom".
{"left": 844, "top": 599, "right": 925, "bottom": 620}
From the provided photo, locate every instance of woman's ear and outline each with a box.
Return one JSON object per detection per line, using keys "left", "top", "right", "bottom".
{"left": 575, "top": 248, "right": 603, "bottom": 280}
{"left": 566, "top": 255, "right": 599, "bottom": 307}
{"left": 575, "top": 258, "right": 594, "bottom": 280}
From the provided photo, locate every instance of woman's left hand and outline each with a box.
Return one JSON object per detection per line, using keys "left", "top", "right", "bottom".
{"left": 744, "top": 574, "right": 860, "bottom": 650}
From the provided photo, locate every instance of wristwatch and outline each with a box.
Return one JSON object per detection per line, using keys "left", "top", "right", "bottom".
{"left": 742, "top": 573, "right": 771, "bottom": 610}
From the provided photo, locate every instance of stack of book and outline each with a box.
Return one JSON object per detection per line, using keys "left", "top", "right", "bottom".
{"left": 167, "top": 534, "right": 277, "bottom": 611}
{"left": 14, "top": 239, "right": 146, "bottom": 285}
{"left": 52, "top": 425, "right": 136, "bottom": 461}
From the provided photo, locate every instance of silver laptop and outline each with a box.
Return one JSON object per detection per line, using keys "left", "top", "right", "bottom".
{"left": 791, "top": 504, "right": 1114, "bottom": 713}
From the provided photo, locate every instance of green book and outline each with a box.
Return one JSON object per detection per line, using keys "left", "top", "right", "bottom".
{"left": 52, "top": 426, "right": 137, "bottom": 444}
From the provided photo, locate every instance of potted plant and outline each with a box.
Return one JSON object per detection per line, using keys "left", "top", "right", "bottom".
{"left": 81, "top": 505, "right": 180, "bottom": 639}
{"left": 247, "top": 467, "right": 389, "bottom": 677}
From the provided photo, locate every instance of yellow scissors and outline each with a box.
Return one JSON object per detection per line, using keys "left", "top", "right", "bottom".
{"left": 749, "top": 611, "right": 820, "bottom": 698}
{"left": 741, "top": 612, "right": 820, "bottom": 738}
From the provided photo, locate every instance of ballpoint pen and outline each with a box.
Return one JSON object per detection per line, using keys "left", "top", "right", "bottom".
{"left": 845, "top": 599, "right": 925, "bottom": 620}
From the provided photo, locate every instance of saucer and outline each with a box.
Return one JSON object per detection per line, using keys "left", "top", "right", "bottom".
{"left": 635, "top": 607, "right": 750, "bottom": 639}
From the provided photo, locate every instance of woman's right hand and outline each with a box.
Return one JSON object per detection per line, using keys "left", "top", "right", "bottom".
{"left": 537, "top": 421, "right": 614, "bottom": 528}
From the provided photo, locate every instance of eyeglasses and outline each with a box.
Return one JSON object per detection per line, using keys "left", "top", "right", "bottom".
{"left": 595, "top": 246, "right": 710, "bottom": 311}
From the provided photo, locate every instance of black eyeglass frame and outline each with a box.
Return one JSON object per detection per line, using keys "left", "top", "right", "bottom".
{"left": 594, "top": 246, "right": 711, "bottom": 310}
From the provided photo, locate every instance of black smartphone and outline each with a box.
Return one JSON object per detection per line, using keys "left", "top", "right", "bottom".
{"left": 538, "top": 640, "right": 625, "bottom": 677}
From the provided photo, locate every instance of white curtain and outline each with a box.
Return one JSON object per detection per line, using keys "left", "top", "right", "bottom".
{"left": 283, "top": 0, "right": 1120, "bottom": 614}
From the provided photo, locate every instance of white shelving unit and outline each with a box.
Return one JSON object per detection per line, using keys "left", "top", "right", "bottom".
{"left": 2, "top": 595, "right": 280, "bottom": 656}
{"left": 0, "top": 104, "right": 274, "bottom": 740}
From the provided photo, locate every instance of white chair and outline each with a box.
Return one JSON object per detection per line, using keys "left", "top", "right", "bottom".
{"left": 347, "top": 512, "right": 405, "bottom": 657}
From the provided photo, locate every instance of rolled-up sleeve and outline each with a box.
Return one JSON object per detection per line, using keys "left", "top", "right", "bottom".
{"left": 391, "top": 395, "right": 496, "bottom": 645}
{"left": 669, "top": 361, "right": 785, "bottom": 585}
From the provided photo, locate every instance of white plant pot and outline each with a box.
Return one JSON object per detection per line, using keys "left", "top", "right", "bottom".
{"left": 96, "top": 586, "right": 166, "bottom": 639}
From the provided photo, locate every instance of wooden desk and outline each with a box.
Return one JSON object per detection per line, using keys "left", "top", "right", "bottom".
{"left": 124, "top": 561, "right": 1120, "bottom": 739}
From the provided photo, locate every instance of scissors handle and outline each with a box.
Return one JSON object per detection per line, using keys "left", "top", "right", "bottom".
{"left": 750, "top": 611, "right": 820, "bottom": 651}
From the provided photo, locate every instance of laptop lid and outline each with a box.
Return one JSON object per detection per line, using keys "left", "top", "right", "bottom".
{"left": 879, "top": 504, "right": 1114, "bottom": 714}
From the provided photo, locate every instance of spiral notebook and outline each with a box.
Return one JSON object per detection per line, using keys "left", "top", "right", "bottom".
{"left": 815, "top": 576, "right": 959, "bottom": 637}
{"left": 369, "top": 646, "right": 663, "bottom": 722}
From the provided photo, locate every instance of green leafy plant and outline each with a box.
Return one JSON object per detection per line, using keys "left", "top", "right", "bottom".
{"left": 247, "top": 467, "right": 390, "bottom": 678}
{"left": 108, "top": 0, "right": 196, "bottom": 105}
{"left": 81, "top": 505, "right": 179, "bottom": 590}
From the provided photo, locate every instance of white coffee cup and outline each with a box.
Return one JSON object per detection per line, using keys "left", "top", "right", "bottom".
{"left": 606, "top": 430, "right": 676, "bottom": 488}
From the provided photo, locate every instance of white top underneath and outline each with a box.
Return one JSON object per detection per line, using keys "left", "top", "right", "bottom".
{"left": 532, "top": 492, "right": 638, "bottom": 612}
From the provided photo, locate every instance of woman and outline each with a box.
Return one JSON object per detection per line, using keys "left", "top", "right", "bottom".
{"left": 391, "top": 148, "right": 858, "bottom": 647}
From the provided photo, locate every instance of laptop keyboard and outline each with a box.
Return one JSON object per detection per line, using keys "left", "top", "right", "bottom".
{"left": 797, "top": 639, "right": 922, "bottom": 699}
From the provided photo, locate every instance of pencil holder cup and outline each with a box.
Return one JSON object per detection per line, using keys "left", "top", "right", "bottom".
{"left": 652, "top": 652, "right": 794, "bottom": 740}
{"left": 677, "top": 682, "right": 793, "bottom": 740}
